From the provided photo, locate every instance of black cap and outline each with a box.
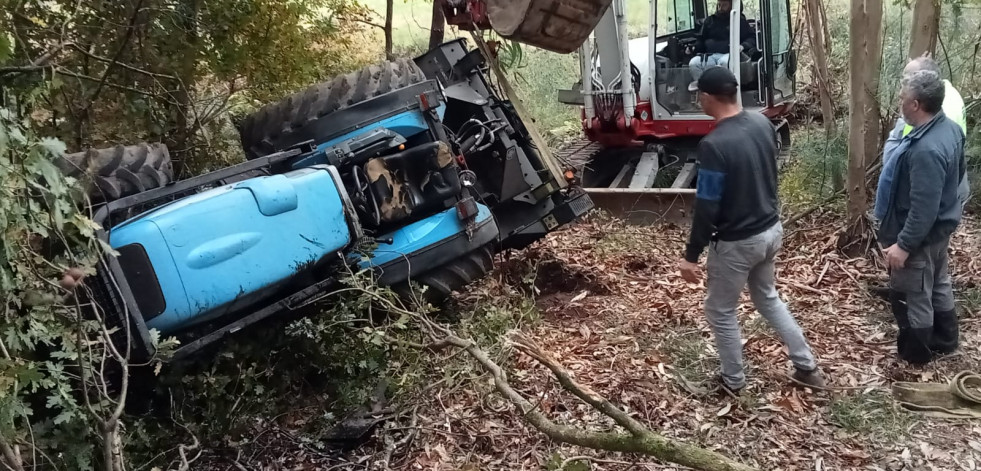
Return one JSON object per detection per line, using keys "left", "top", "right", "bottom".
{"left": 697, "top": 66, "right": 739, "bottom": 96}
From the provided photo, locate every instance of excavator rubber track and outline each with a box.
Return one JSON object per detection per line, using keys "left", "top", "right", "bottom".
{"left": 553, "top": 138, "right": 604, "bottom": 169}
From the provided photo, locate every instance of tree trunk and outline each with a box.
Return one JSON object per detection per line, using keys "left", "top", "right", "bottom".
{"left": 384, "top": 0, "right": 394, "bottom": 61}
{"left": 172, "top": 0, "right": 199, "bottom": 177}
{"left": 806, "top": 0, "right": 835, "bottom": 134}
{"left": 863, "top": 0, "right": 884, "bottom": 168}
{"left": 847, "top": 0, "right": 868, "bottom": 224}
{"left": 429, "top": 0, "right": 446, "bottom": 50}
{"left": 909, "top": 0, "right": 940, "bottom": 58}
{"left": 820, "top": 0, "right": 832, "bottom": 56}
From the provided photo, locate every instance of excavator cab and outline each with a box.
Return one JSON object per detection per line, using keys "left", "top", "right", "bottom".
{"left": 561, "top": 0, "right": 796, "bottom": 131}
{"left": 639, "top": 0, "right": 797, "bottom": 115}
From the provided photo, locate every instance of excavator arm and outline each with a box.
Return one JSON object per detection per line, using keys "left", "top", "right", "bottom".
{"left": 443, "top": 0, "right": 614, "bottom": 54}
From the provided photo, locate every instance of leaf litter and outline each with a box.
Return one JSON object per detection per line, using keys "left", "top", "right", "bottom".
{"left": 191, "top": 211, "right": 981, "bottom": 470}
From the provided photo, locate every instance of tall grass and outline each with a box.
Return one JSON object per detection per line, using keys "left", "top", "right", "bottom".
{"left": 507, "top": 49, "right": 582, "bottom": 139}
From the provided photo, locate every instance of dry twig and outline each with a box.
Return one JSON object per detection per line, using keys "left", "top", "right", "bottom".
{"left": 419, "top": 323, "right": 759, "bottom": 471}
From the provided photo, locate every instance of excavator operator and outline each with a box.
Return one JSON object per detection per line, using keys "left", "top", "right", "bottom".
{"left": 686, "top": 0, "right": 757, "bottom": 92}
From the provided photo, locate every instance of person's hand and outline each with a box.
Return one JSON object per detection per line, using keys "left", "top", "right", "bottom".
{"left": 882, "top": 244, "right": 909, "bottom": 270}
{"left": 739, "top": 44, "right": 744, "bottom": 52}
{"left": 679, "top": 259, "right": 702, "bottom": 283}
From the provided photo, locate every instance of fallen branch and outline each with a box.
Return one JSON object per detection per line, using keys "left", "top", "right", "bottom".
{"left": 780, "top": 280, "right": 828, "bottom": 296}
{"left": 379, "top": 407, "right": 419, "bottom": 470}
{"left": 814, "top": 260, "right": 831, "bottom": 286}
{"left": 427, "top": 327, "right": 759, "bottom": 471}
{"left": 509, "top": 332, "right": 649, "bottom": 437}
{"left": 321, "top": 279, "right": 758, "bottom": 470}
{"left": 0, "top": 435, "right": 24, "bottom": 471}
{"left": 176, "top": 433, "right": 200, "bottom": 471}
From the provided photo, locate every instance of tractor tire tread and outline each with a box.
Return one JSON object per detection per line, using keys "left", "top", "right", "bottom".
{"left": 60, "top": 143, "right": 174, "bottom": 203}
{"left": 238, "top": 58, "right": 428, "bottom": 160}
{"left": 409, "top": 245, "right": 495, "bottom": 305}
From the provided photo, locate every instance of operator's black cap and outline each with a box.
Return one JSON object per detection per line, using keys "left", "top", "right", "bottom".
{"left": 697, "top": 66, "right": 739, "bottom": 96}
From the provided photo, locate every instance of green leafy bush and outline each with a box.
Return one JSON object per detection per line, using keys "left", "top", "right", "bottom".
{"left": 0, "top": 107, "right": 106, "bottom": 469}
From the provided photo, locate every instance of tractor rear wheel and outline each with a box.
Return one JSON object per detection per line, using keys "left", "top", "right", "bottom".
{"left": 60, "top": 143, "right": 174, "bottom": 203}
{"left": 396, "top": 244, "right": 496, "bottom": 306}
{"left": 238, "top": 58, "right": 428, "bottom": 160}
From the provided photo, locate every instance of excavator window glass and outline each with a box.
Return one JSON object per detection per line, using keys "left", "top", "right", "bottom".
{"left": 644, "top": 0, "right": 695, "bottom": 36}
{"left": 670, "top": 0, "right": 695, "bottom": 33}
{"left": 704, "top": 0, "right": 759, "bottom": 19}
{"left": 766, "top": 0, "right": 795, "bottom": 103}
{"left": 769, "top": 0, "right": 790, "bottom": 53}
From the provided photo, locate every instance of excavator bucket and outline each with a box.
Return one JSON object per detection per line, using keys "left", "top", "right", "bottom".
{"left": 444, "top": 0, "right": 614, "bottom": 54}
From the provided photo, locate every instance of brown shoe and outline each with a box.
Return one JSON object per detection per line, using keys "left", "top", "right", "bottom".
{"left": 791, "top": 367, "right": 827, "bottom": 389}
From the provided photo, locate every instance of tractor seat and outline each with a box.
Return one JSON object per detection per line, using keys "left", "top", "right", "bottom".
{"left": 365, "top": 141, "right": 462, "bottom": 226}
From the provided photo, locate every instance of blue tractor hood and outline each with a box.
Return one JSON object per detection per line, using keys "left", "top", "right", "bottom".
{"left": 108, "top": 165, "right": 358, "bottom": 334}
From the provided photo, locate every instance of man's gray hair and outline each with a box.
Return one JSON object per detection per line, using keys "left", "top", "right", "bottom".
{"left": 902, "top": 69, "right": 945, "bottom": 114}
{"left": 905, "top": 56, "right": 942, "bottom": 76}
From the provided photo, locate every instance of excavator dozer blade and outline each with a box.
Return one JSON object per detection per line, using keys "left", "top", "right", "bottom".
{"left": 554, "top": 139, "right": 698, "bottom": 225}
{"left": 585, "top": 189, "right": 696, "bottom": 225}
{"left": 478, "top": 0, "right": 614, "bottom": 54}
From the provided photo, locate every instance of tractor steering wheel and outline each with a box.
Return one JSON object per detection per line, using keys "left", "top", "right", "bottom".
{"left": 351, "top": 165, "right": 381, "bottom": 227}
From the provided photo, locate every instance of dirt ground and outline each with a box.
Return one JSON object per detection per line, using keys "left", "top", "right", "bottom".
{"left": 386, "top": 211, "right": 981, "bottom": 471}
{"left": 192, "top": 211, "right": 981, "bottom": 470}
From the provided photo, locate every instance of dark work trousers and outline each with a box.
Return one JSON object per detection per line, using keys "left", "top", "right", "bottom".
{"left": 888, "top": 236, "right": 959, "bottom": 364}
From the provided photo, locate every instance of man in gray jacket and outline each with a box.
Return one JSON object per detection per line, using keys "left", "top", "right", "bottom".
{"left": 871, "top": 56, "right": 969, "bottom": 302}
{"left": 875, "top": 68, "right": 966, "bottom": 365}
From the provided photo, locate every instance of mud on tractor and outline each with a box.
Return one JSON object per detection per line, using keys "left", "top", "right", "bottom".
{"left": 447, "top": 0, "right": 798, "bottom": 223}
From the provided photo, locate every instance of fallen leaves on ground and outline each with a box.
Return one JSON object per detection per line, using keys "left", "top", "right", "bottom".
{"left": 388, "top": 212, "right": 981, "bottom": 471}
{"left": 195, "top": 211, "right": 981, "bottom": 470}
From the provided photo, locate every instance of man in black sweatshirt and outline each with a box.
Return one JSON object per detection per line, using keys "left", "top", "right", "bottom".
{"left": 678, "top": 67, "right": 825, "bottom": 393}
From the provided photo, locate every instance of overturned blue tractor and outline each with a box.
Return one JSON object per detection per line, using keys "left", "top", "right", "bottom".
{"left": 74, "top": 40, "right": 593, "bottom": 363}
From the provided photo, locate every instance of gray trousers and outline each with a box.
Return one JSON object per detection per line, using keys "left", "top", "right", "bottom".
{"left": 888, "top": 237, "right": 958, "bottom": 364}
{"left": 705, "top": 221, "right": 817, "bottom": 389}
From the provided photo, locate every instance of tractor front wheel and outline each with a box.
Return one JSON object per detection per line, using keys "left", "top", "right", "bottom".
{"left": 395, "top": 244, "right": 496, "bottom": 307}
